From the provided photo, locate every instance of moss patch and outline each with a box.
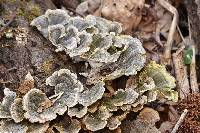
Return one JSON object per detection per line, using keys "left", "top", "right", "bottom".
{"left": 18, "top": 2, "right": 41, "bottom": 22}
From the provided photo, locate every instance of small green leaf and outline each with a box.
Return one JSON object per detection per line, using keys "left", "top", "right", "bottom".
{"left": 183, "top": 48, "right": 193, "bottom": 65}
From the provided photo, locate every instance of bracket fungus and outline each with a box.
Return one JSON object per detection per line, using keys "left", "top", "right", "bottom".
{"left": 23, "top": 89, "right": 54, "bottom": 123}
{"left": 0, "top": 88, "right": 16, "bottom": 119}
{"left": 31, "top": 9, "right": 146, "bottom": 84}
{"left": 102, "top": 88, "right": 139, "bottom": 111}
{"left": 52, "top": 118, "right": 81, "bottom": 133}
{"left": 22, "top": 69, "right": 105, "bottom": 123}
{"left": 0, "top": 9, "right": 179, "bottom": 132}
{"left": 10, "top": 98, "right": 25, "bottom": 123}
{"left": 83, "top": 106, "right": 112, "bottom": 131}
{"left": 68, "top": 105, "right": 88, "bottom": 118}
{"left": 139, "top": 61, "right": 178, "bottom": 102}
{"left": 107, "top": 116, "right": 121, "bottom": 130}
{"left": 0, "top": 120, "right": 49, "bottom": 133}
{"left": 0, "top": 120, "right": 28, "bottom": 133}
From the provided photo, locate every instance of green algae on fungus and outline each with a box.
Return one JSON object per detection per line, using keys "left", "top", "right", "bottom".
{"left": 83, "top": 106, "right": 112, "bottom": 131}
{"left": 102, "top": 88, "right": 139, "bottom": 111}
{"left": 139, "top": 61, "right": 178, "bottom": 102}
{"left": 140, "top": 61, "right": 176, "bottom": 90}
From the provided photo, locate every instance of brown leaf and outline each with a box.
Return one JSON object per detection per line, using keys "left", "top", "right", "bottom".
{"left": 17, "top": 72, "right": 34, "bottom": 94}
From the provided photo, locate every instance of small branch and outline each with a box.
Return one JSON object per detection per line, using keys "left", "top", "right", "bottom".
{"left": 188, "top": 16, "right": 192, "bottom": 40}
{"left": 158, "top": 0, "right": 179, "bottom": 65}
{"left": 171, "top": 109, "right": 188, "bottom": 133}
{"left": 189, "top": 44, "right": 199, "bottom": 93}
{"left": 177, "top": 26, "right": 186, "bottom": 45}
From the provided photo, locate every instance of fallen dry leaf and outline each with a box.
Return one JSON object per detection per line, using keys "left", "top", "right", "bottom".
{"left": 17, "top": 72, "right": 34, "bottom": 94}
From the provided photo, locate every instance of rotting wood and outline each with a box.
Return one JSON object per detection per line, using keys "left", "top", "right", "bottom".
{"left": 172, "top": 45, "right": 190, "bottom": 99}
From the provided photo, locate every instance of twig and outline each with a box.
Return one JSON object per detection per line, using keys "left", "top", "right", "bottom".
{"left": 188, "top": 16, "right": 192, "bottom": 40}
{"left": 177, "top": 26, "right": 186, "bottom": 45}
{"left": 7, "top": 67, "right": 17, "bottom": 72}
{"left": 189, "top": 44, "right": 199, "bottom": 93}
{"left": 171, "top": 109, "right": 188, "bottom": 133}
{"left": 157, "top": 0, "right": 179, "bottom": 65}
